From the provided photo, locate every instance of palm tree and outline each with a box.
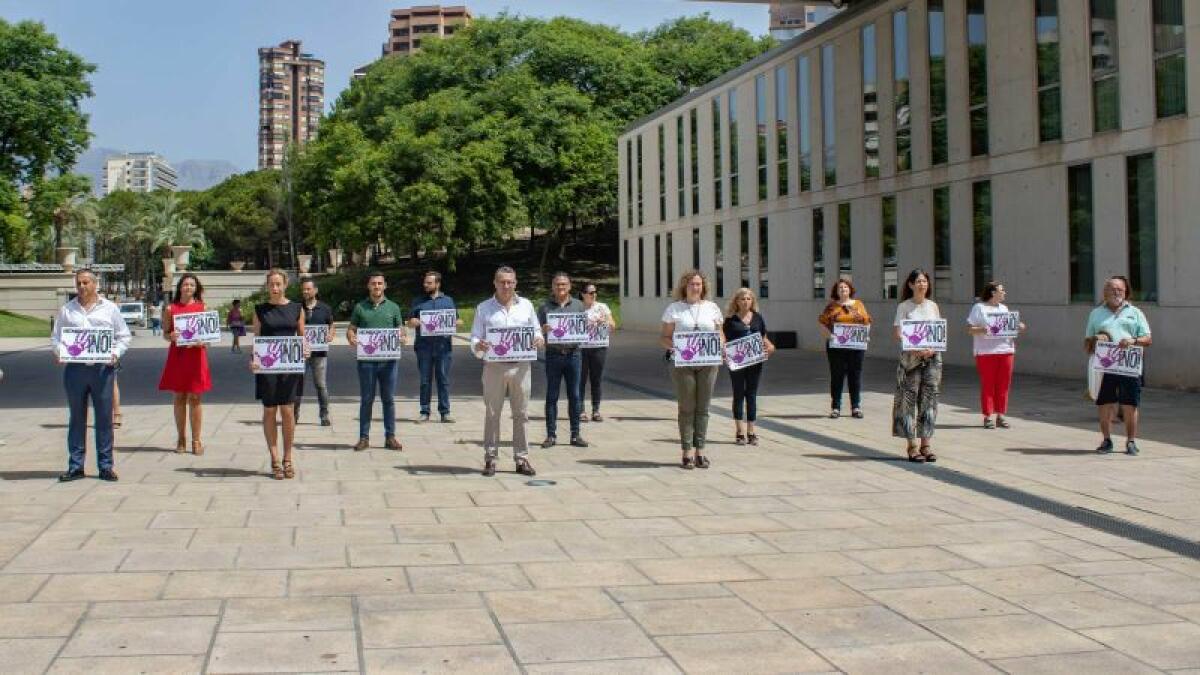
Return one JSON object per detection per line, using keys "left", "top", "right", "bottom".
{"left": 144, "top": 193, "right": 206, "bottom": 255}
{"left": 59, "top": 196, "right": 99, "bottom": 252}
{"left": 111, "top": 213, "right": 153, "bottom": 295}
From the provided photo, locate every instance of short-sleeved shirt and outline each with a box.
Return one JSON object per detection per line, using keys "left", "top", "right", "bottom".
{"left": 302, "top": 301, "right": 334, "bottom": 359}
{"left": 538, "top": 296, "right": 587, "bottom": 353}
{"left": 661, "top": 301, "right": 724, "bottom": 332}
{"left": 723, "top": 312, "right": 768, "bottom": 342}
{"left": 409, "top": 293, "right": 456, "bottom": 348}
{"left": 893, "top": 299, "right": 942, "bottom": 325}
{"left": 967, "top": 302, "right": 1015, "bottom": 356}
{"left": 1085, "top": 303, "right": 1151, "bottom": 342}
{"left": 350, "top": 297, "right": 404, "bottom": 329}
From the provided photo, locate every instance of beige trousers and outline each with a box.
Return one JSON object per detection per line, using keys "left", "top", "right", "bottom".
{"left": 482, "top": 361, "right": 531, "bottom": 460}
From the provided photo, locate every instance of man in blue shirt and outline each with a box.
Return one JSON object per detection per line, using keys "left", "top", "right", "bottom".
{"left": 407, "top": 271, "right": 458, "bottom": 423}
{"left": 1084, "top": 276, "right": 1152, "bottom": 456}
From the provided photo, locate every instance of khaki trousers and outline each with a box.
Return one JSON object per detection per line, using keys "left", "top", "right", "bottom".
{"left": 670, "top": 365, "right": 719, "bottom": 451}
{"left": 482, "top": 361, "right": 531, "bottom": 460}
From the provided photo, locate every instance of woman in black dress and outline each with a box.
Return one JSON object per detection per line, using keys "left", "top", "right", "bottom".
{"left": 251, "top": 269, "right": 306, "bottom": 479}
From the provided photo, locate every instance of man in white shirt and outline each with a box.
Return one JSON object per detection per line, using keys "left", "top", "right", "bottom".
{"left": 471, "top": 266, "right": 544, "bottom": 477}
{"left": 51, "top": 268, "right": 132, "bottom": 482}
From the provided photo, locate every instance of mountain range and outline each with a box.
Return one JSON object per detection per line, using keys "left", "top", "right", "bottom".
{"left": 73, "top": 146, "right": 243, "bottom": 194}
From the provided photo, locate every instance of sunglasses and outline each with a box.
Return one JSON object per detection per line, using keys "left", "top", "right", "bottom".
{"left": 583, "top": 290, "right": 596, "bottom": 295}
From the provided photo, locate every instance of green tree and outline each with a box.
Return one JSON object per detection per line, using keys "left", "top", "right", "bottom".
{"left": 186, "top": 170, "right": 283, "bottom": 268}
{"left": 26, "top": 173, "right": 91, "bottom": 259}
{"left": 145, "top": 192, "right": 206, "bottom": 256}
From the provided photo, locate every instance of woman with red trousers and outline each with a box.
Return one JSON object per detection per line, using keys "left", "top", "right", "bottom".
{"left": 966, "top": 281, "right": 1025, "bottom": 429}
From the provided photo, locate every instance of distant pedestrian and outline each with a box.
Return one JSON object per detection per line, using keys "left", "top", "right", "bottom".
{"left": 251, "top": 269, "right": 306, "bottom": 479}
{"left": 228, "top": 299, "right": 246, "bottom": 353}
{"left": 149, "top": 301, "right": 163, "bottom": 336}
{"left": 578, "top": 282, "right": 616, "bottom": 422}
{"left": 296, "top": 278, "right": 334, "bottom": 427}
{"left": 537, "top": 272, "right": 588, "bottom": 449}
{"left": 892, "top": 269, "right": 942, "bottom": 463}
{"left": 407, "top": 271, "right": 458, "bottom": 423}
{"left": 660, "top": 270, "right": 725, "bottom": 470}
{"left": 967, "top": 281, "right": 1025, "bottom": 429}
{"left": 347, "top": 272, "right": 405, "bottom": 451}
{"left": 158, "top": 273, "right": 213, "bottom": 455}
{"left": 818, "top": 278, "right": 871, "bottom": 419}
{"left": 724, "top": 287, "right": 774, "bottom": 445}
{"left": 1085, "top": 276, "right": 1151, "bottom": 456}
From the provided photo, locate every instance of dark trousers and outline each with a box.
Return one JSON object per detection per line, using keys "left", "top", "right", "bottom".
{"left": 827, "top": 346, "right": 865, "bottom": 410}
{"left": 579, "top": 347, "right": 607, "bottom": 413}
{"left": 64, "top": 364, "right": 116, "bottom": 473}
{"left": 357, "top": 360, "right": 398, "bottom": 439}
{"left": 416, "top": 341, "right": 452, "bottom": 416}
{"left": 730, "top": 363, "right": 763, "bottom": 421}
{"left": 544, "top": 349, "right": 582, "bottom": 438}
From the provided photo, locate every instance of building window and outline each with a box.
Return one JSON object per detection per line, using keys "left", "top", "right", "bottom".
{"left": 739, "top": 219, "right": 751, "bottom": 290}
{"left": 798, "top": 54, "right": 813, "bottom": 191}
{"left": 692, "top": 227, "right": 701, "bottom": 269}
{"left": 972, "top": 180, "right": 992, "bottom": 298}
{"left": 821, "top": 44, "right": 837, "bottom": 187}
{"left": 657, "top": 124, "right": 666, "bottom": 222}
{"left": 756, "top": 75, "right": 769, "bottom": 201}
{"left": 729, "top": 90, "right": 740, "bottom": 207}
{"left": 638, "top": 237, "right": 645, "bottom": 297}
{"left": 654, "top": 234, "right": 662, "bottom": 297}
{"left": 1090, "top": 0, "right": 1120, "bottom": 133}
{"left": 712, "top": 98, "right": 723, "bottom": 209}
{"left": 690, "top": 108, "right": 700, "bottom": 213}
{"left": 636, "top": 136, "right": 644, "bottom": 225}
{"left": 776, "top": 65, "right": 789, "bottom": 196}
{"left": 758, "top": 216, "right": 770, "bottom": 298}
{"left": 677, "top": 115, "right": 686, "bottom": 217}
{"left": 929, "top": 0, "right": 948, "bottom": 165}
{"left": 838, "top": 202, "right": 852, "bottom": 279}
{"left": 666, "top": 232, "right": 674, "bottom": 291}
{"left": 623, "top": 239, "right": 629, "bottom": 296}
{"left": 715, "top": 223, "right": 725, "bottom": 297}
{"left": 893, "top": 9, "right": 912, "bottom": 172}
{"left": 1127, "top": 153, "right": 1158, "bottom": 302}
{"left": 1036, "top": 0, "right": 1062, "bottom": 142}
{"left": 1067, "top": 164, "right": 1095, "bottom": 302}
{"left": 1153, "top": 0, "right": 1187, "bottom": 118}
{"left": 812, "top": 207, "right": 825, "bottom": 298}
{"left": 626, "top": 140, "right": 633, "bottom": 228}
{"left": 967, "top": 0, "right": 988, "bottom": 156}
{"left": 862, "top": 23, "right": 880, "bottom": 178}
{"left": 882, "top": 195, "right": 898, "bottom": 299}
{"left": 933, "top": 185, "right": 951, "bottom": 297}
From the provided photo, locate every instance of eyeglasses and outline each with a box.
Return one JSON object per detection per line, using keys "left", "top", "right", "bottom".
{"left": 583, "top": 291, "right": 596, "bottom": 295}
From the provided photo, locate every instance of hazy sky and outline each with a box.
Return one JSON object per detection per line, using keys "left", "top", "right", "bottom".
{"left": 0, "top": 1, "right": 769, "bottom": 171}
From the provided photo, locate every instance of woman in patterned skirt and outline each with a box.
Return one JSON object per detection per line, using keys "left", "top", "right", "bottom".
{"left": 892, "top": 269, "right": 942, "bottom": 463}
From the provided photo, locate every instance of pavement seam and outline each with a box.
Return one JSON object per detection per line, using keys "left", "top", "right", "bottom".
{"left": 480, "top": 590, "right": 530, "bottom": 675}
{"left": 350, "top": 594, "right": 367, "bottom": 675}
{"left": 200, "top": 597, "right": 227, "bottom": 674}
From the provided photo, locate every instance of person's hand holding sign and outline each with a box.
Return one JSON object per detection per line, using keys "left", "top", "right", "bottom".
{"left": 474, "top": 340, "right": 491, "bottom": 355}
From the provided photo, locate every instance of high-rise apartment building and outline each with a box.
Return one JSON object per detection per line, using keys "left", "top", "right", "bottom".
{"left": 258, "top": 40, "right": 325, "bottom": 170}
{"left": 382, "top": 5, "right": 471, "bottom": 57}
{"left": 103, "top": 153, "right": 178, "bottom": 195}
{"left": 769, "top": 3, "right": 841, "bottom": 40}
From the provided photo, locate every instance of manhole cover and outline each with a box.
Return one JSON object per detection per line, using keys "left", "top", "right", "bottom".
{"left": 526, "top": 479, "right": 557, "bottom": 487}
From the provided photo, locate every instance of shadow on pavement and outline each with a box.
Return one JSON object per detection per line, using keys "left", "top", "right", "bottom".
{"left": 0, "top": 470, "right": 61, "bottom": 480}
{"left": 802, "top": 453, "right": 905, "bottom": 462}
{"left": 175, "top": 467, "right": 266, "bottom": 479}
{"left": 1004, "top": 447, "right": 1100, "bottom": 456}
{"left": 578, "top": 459, "right": 679, "bottom": 469}
{"left": 400, "top": 465, "right": 478, "bottom": 475}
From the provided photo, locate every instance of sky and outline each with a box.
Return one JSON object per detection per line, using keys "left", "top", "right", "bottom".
{"left": 0, "top": 0, "right": 770, "bottom": 172}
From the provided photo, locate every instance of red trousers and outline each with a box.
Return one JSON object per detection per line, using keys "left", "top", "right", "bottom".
{"left": 975, "top": 353, "right": 1014, "bottom": 416}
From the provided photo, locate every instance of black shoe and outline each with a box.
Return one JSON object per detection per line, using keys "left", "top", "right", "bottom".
{"left": 482, "top": 459, "right": 496, "bottom": 477}
{"left": 320, "top": 417, "right": 331, "bottom": 427}
{"left": 98, "top": 469, "right": 119, "bottom": 482}
{"left": 515, "top": 458, "right": 536, "bottom": 476}
{"left": 441, "top": 415, "right": 455, "bottom": 424}
{"left": 570, "top": 436, "right": 589, "bottom": 448}
{"left": 418, "top": 414, "right": 430, "bottom": 424}
{"left": 541, "top": 436, "right": 556, "bottom": 448}
{"left": 1125, "top": 440, "right": 1140, "bottom": 456}
{"left": 1096, "top": 438, "right": 1114, "bottom": 454}
{"left": 58, "top": 470, "right": 85, "bottom": 482}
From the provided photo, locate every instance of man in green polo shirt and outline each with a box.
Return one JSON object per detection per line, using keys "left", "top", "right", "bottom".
{"left": 347, "top": 271, "right": 406, "bottom": 451}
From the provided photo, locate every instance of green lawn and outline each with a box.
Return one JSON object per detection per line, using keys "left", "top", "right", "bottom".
{"left": 0, "top": 310, "right": 52, "bottom": 338}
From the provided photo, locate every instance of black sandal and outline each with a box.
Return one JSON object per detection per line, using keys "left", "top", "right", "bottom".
{"left": 747, "top": 434, "right": 758, "bottom": 446}
{"left": 906, "top": 443, "right": 925, "bottom": 463}
{"left": 681, "top": 454, "right": 694, "bottom": 470}
{"left": 735, "top": 434, "right": 746, "bottom": 446}
{"left": 694, "top": 454, "right": 710, "bottom": 469}
{"left": 920, "top": 445, "right": 937, "bottom": 463}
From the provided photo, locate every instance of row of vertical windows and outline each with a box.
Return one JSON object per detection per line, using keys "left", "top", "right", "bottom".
{"left": 967, "top": 0, "right": 988, "bottom": 157}
{"left": 862, "top": 23, "right": 880, "bottom": 179}
{"left": 776, "top": 67, "right": 790, "bottom": 197}
{"left": 894, "top": 9, "right": 912, "bottom": 172}
{"left": 1036, "top": 0, "right": 1062, "bottom": 142}
{"left": 756, "top": 75, "right": 769, "bottom": 201}
{"left": 728, "top": 92, "right": 740, "bottom": 207}
{"left": 821, "top": 44, "right": 837, "bottom": 186}
{"left": 690, "top": 109, "right": 700, "bottom": 213}
{"left": 657, "top": 125, "right": 666, "bottom": 222}
{"left": 799, "top": 55, "right": 814, "bottom": 191}
{"left": 928, "top": 0, "right": 948, "bottom": 166}
{"left": 972, "top": 180, "right": 993, "bottom": 296}
{"left": 625, "top": 223, "right": 768, "bottom": 300}
{"left": 676, "top": 115, "right": 685, "bottom": 218}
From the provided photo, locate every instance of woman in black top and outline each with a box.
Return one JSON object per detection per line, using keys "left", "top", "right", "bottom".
{"left": 723, "top": 288, "right": 775, "bottom": 445}
{"left": 251, "top": 269, "right": 306, "bottom": 480}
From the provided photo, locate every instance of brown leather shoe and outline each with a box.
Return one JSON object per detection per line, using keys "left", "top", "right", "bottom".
{"left": 385, "top": 436, "right": 403, "bottom": 451}
{"left": 353, "top": 438, "right": 369, "bottom": 452}
{"left": 515, "top": 458, "right": 536, "bottom": 476}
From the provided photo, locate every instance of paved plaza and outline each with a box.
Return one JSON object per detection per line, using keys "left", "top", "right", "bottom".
{"left": 1, "top": 331, "right": 1200, "bottom": 674}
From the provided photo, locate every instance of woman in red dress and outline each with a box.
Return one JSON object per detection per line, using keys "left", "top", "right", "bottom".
{"left": 159, "top": 273, "right": 213, "bottom": 455}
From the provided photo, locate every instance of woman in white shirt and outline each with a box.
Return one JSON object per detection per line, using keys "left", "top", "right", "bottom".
{"left": 966, "top": 281, "right": 1025, "bottom": 429}
{"left": 892, "top": 269, "right": 942, "bottom": 462}
{"left": 660, "top": 270, "right": 725, "bottom": 470}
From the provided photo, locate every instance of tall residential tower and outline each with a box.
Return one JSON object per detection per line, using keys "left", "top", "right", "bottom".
{"left": 258, "top": 40, "right": 325, "bottom": 170}
{"left": 382, "top": 5, "right": 471, "bottom": 57}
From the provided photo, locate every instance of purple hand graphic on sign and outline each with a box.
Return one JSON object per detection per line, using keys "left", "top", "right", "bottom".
{"left": 178, "top": 316, "right": 196, "bottom": 341}
{"left": 66, "top": 331, "right": 87, "bottom": 356}
{"left": 904, "top": 324, "right": 929, "bottom": 346}
{"left": 259, "top": 341, "right": 283, "bottom": 368}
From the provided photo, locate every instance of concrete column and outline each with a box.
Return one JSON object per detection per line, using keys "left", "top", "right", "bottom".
{"left": 698, "top": 97, "right": 715, "bottom": 216}
{"left": 1118, "top": 0, "right": 1155, "bottom": 131}
{"left": 1189, "top": 0, "right": 1200, "bottom": 120}
{"left": 784, "top": 57, "right": 800, "bottom": 197}
{"left": 898, "top": 186, "right": 934, "bottom": 278}
{"left": 1059, "top": 0, "right": 1093, "bottom": 142}
{"left": 992, "top": 166, "right": 1067, "bottom": 305}
{"left": 1091, "top": 154, "right": 1127, "bottom": 293}
{"left": 945, "top": 0, "right": 971, "bottom": 164}
{"left": 1156, "top": 140, "right": 1200, "bottom": 306}
{"left": 774, "top": 208, "right": 807, "bottom": 302}
{"left": 853, "top": 195, "right": 883, "bottom": 302}
{"left": 877, "top": 12, "right": 897, "bottom": 179}
{"left": 811, "top": 48, "right": 828, "bottom": 191}
{"left": 837, "top": 30, "right": 866, "bottom": 187}
{"left": 987, "top": 0, "right": 1037, "bottom": 154}
{"left": 738, "top": 81, "right": 756, "bottom": 210}
{"left": 909, "top": 0, "right": 932, "bottom": 172}
{"left": 617, "top": 139, "right": 628, "bottom": 230}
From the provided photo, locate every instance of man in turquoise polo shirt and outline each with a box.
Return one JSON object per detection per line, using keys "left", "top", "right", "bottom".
{"left": 347, "top": 271, "right": 406, "bottom": 451}
{"left": 1084, "top": 276, "right": 1151, "bottom": 456}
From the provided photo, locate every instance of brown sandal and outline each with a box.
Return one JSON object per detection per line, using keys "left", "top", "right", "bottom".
{"left": 175, "top": 439, "right": 187, "bottom": 454}
{"left": 283, "top": 460, "right": 295, "bottom": 479}
{"left": 191, "top": 440, "right": 204, "bottom": 456}
{"left": 906, "top": 443, "right": 926, "bottom": 463}
{"left": 271, "top": 460, "right": 285, "bottom": 480}
{"left": 919, "top": 445, "right": 937, "bottom": 463}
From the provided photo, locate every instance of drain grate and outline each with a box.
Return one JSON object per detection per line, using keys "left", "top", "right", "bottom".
{"left": 607, "top": 375, "right": 1200, "bottom": 560}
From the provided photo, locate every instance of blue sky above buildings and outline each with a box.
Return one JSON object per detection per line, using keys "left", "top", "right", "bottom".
{"left": 0, "top": 0, "right": 769, "bottom": 172}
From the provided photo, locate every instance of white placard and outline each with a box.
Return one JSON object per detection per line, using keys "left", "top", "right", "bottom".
{"left": 356, "top": 328, "right": 403, "bottom": 361}
{"left": 305, "top": 324, "right": 330, "bottom": 353}
{"left": 173, "top": 311, "right": 222, "bottom": 346}
{"left": 983, "top": 311, "right": 1020, "bottom": 339}
{"left": 582, "top": 321, "right": 610, "bottom": 348}
{"left": 725, "top": 333, "right": 768, "bottom": 371}
{"left": 57, "top": 327, "right": 114, "bottom": 364}
{"left": 419, "top": 309, "right": 457, "bottom": 337}
{"left": 900, "top": 319, "right": 948, "bottom": 352}
{"left": 1090, "top": 341, "right": 1144, "bottom": 377}
{"left": 253, "top": 336, "right": 306, "bottom": 374}
{"left": 672, "top": 330, "right": 723, "bottom": 367}
{"left": 484, "top": 326, "right": 538, "bottom": 362}
{"left": 829, "top": 323, "right": 870, "bottom": 350}
{"left": 545, "top": 312, "right": 589, "bottom": 344}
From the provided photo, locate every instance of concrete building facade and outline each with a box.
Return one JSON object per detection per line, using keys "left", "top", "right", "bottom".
{"left": 771, "top": 3, "right": 843, "bottom": 40}
{"left": 382, "top": 5, "right": 472, "bottom": 57}
{"left": 103, "top": 153, "right": 177, "bottom": 194}
{"left": 258, "top": 40, "right": 325, "bottom": 170}
{"left": 618, "top": 0, "right": 1200, "bottom": 388}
